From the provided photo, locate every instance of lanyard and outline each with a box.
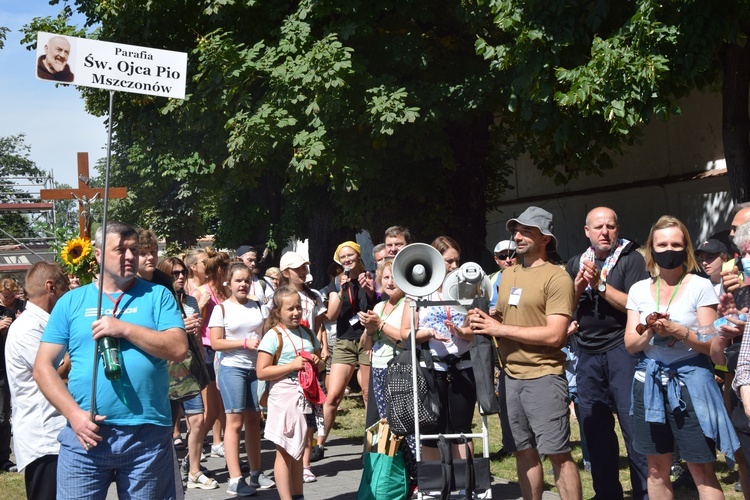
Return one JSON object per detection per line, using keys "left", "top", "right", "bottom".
{"left": 378, "top": 296, "right": 404, "bottom": 324}
{"left": 655, "top": 271, "right": 686, "bottom": 314}
{"left": 101, "top": 281, "right": 135, "bottom": 318}
{"left": 347, "top": 286, "right": 357, "bottom": 315}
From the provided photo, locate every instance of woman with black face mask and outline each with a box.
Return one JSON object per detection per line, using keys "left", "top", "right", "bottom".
{"left": 623, "top": 215, "right": 739, "bottom": 498}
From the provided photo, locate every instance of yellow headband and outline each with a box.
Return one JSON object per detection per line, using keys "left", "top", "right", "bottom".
{"left": 334, "top": 241, "right": 361, "bottom": 264}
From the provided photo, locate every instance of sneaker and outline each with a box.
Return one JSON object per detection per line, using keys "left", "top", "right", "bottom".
{"left": 180, "top": 458, "right": 190, "bottom": 476}
{"left": 187, "top": 471, "right": 219, "bottom": 490}
{"left": 227, "top": 477, "right": 256, "bottom": 497}
{"left": 248, "top": 471, "right": 275, "bottom": 489}
{"left": 310, "top": 445, "right": 325, "bottom": 462}
{"left": 303, "top": 466, "right": 317, "bottom": 483}
{"left": 200, "top": 452, "right": 207, "bottom": 462}
{"left": 211, "top": 442, "right": 225, "bottom": 458}
{"left": 583, "top": 460, "right": 591, "bottom": 472}
{"left": 736, "top": 481, "right": 743, "bottom": 492}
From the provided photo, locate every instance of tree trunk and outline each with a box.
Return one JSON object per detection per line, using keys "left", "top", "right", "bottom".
{"left": 307, "top": 205, "right": 350, "bottom": 288}
{"left": 720, "top": 36, "right": 750, "bottom": 203}
{"left": 447, "top": 114, "right": 493, "bottom": 265}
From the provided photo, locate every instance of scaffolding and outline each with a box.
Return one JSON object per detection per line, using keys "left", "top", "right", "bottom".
{"left": 0, "top": 173, "right": 59, "bottom": 275}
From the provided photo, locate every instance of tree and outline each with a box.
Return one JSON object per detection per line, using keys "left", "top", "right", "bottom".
{"left": 476, "top": 0, "right": 750, "bottom": 200}
{"left": 25, "top": 0, "right": 510, "bottom": 270}
{"left": 0, "top": 134, "right": 50, "bottom": 243}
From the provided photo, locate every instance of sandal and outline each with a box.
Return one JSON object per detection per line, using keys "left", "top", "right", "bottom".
{"left": 187, "top": 471, "right": 219, "bottom": 490}
{"left": 303, "top": 466, "right": 317, "bottom": 483}
{"left": 172, "top": 436, "right": 186, "bottom": 451}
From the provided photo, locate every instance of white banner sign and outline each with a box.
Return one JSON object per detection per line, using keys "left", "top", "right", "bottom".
{"left": 35, "top": 32, "right": 187, "bottom": 99}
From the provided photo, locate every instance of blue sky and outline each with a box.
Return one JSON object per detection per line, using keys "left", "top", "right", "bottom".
{"left": 0, "top": 0, "right": 107, "bottom": 188}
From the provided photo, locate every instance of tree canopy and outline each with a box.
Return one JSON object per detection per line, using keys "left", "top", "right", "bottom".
{"left": 21, "top": 0, "right": 750, "bottom": 271}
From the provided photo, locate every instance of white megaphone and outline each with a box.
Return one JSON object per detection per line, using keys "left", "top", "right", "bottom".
{"left": 442, "top": 262, "right": 493, "bottom": 313}
{"left": 392, "top": 243, "right": 446, "bottom": 298}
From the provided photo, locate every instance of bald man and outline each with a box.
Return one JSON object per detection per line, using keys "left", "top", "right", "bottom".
{"left": 565, "top": 207, "right": 649, "bottom": 500}
{"left": 37, "top": 36, "right": 75, "bottom": 82}
{"left": 722, "top": 203, "right": 750, "bottom": 294}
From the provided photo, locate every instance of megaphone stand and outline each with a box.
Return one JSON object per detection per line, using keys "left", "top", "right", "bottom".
{"left": 408, "top": 296, "right": 492, "bottom": 500}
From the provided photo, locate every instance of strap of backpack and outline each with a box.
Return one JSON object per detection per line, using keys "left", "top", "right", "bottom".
{"left": 272, "top": 327, "right": 283, "bottom": 366}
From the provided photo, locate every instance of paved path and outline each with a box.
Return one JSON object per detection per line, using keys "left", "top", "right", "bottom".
{"left": 101, "top": 434, "right": 560, "bottom": 499}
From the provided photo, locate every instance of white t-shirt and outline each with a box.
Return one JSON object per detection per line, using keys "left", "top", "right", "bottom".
{"left": 299, "top": 290, "right": 326, "bottom": 332}
{"left": 371, "top": 299, "right": 406, "bottom": 369}
{"left": 626, "top": 275, "right": 718, "bottom": 365}
{"left": 208, "top": 298, "right": 268, "bottom": 369}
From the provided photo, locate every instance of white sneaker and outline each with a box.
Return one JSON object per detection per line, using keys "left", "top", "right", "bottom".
{"left": 210, "top": 442, "right": 225, "bottom": 457}
{"left": 303, "top": 466, "right": 317, "bottom": 483}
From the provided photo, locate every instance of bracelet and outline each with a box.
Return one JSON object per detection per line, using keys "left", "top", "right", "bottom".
{"left": 678, "top": 326, "right": 690, "bottom": 343}
{"left": 243, "top": 338, "right": 248, "bottom": 349}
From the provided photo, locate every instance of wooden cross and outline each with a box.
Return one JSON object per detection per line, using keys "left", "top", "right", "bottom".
{"left": 40, "top": 152, "right": 127, "bottom": 239}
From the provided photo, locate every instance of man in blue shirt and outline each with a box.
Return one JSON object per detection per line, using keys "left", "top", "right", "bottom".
{"left": 34, "top": 221, "right": 187, "bottom": 499}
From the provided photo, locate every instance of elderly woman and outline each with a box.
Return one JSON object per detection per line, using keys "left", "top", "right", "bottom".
{"left": 624, "top": 215, "right": 738, "bottom": 498}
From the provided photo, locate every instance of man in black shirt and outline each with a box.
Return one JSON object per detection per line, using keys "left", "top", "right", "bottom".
{"left": 565, "top": 207, "right": 649, "bottom": 500}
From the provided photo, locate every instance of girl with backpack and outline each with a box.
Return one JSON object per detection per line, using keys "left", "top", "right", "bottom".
{"left": 257, "top": 286, "right": 324, "bottom": 500}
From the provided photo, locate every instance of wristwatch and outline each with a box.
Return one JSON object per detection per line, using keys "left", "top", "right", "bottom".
{"left": 597, "top": 280, "right": 606, "bottom": 293}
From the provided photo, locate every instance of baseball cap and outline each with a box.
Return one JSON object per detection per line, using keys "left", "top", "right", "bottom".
{"left": 695, "top": 239, "right": 727, "bottom": 255}
{"left": 236, "top": 245, "right": 254, "bottom": 258}
{"left": 280, "top": 251, "right": 310, "bottom": 272}
{"left": 493, "top": 240, "right": 517, "bottom": 254}
{"left": 506, "top": 206, "right": 557, "bottom": 251}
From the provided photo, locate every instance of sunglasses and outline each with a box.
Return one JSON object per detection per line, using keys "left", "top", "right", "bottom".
{"left": 635, "top": 312, "right": 667, "bottom": 335}
{"left": 171, "top": 269, "right": 188, "bottom": 278}
{"left": 496, "top": 253, "right": 516, "bottom": 260}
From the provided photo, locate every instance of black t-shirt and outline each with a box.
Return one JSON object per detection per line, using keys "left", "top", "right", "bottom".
{"left": 0, "top": 299, "right": 26, "bottom": 373}
{"left": 566, "top": 242, "right": 648, "bottom": 353}
{"left": 326, "top": 276, "right": 376, "bottom": 341}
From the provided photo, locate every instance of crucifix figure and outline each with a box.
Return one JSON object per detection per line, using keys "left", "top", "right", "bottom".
{"left": 40, "top": 152, "right": 127, "bottom": 239}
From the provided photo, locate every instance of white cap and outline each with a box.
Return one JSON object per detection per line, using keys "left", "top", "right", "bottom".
{"left": 279, "top": 251, "right": 310, "bottom": 272}
{"left": 493, "top": 240, "right": 517, "bottom": 254}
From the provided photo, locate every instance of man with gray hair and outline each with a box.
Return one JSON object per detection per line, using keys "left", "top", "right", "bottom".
{"left": 6, "top": 262, "right": 69, "bottom": 499}
{"left": 468, "top": 206, "right": 581, "bottom": 500}
{"left": 34, "top": 221, "right": 187, "bottom": 498}
{"left": 37, "top": 35, "right": 75, "bottom": 82}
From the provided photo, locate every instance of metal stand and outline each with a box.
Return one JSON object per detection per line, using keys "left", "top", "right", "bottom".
{"left": 90, "top": 90, "right": 116, "bottom": 420}
{"left": 410, "top": 299, "right": 492, "bottom": 499}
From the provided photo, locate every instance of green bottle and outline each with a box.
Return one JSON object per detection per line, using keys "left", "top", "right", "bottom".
{"left": 99, "top": 336, "right": 122, "bottom": 381}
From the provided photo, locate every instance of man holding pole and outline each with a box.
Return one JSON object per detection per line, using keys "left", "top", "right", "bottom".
{"left": 34, "top": 221, "right": 187, "bottom": 498}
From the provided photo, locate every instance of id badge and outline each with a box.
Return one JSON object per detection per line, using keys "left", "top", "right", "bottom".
{"left": 508, "top": 287, "right": 522, "bottom": 306}
{"left": 349, "top": 316, "right": 360, "bottom": 326}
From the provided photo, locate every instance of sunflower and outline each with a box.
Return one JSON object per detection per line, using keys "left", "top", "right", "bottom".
{"left": 61, "top": 237, "right": 93, "bottom": 266}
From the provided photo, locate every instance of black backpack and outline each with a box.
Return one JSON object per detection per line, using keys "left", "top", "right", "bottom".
{"left": 385, "top": 342, "right": 441, "bottom": 436}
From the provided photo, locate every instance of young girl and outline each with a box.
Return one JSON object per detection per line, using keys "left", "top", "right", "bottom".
{"left": 257, "top": 286, "right": 324, "bottom": 500}
{"left": 209, "top": 263, "right": 275, "bottom": 496}
{"left": 278, "top": 251, "right": 327, "bottom": 482}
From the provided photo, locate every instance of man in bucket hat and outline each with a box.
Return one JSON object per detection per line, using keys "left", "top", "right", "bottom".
{"left": 468, "top": 206, "right": 581, "bottom": 499}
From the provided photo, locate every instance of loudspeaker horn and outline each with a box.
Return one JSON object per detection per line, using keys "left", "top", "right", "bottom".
{"left": 442, "top": 262, "right": 493, "bottom": 314}
{"left": 392, "top": 243, "right": 446, "bottom": 298}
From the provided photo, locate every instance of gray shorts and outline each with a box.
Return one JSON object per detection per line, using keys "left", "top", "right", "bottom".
{"left": 499, "top": 373, "right": 571, "bottom": 455}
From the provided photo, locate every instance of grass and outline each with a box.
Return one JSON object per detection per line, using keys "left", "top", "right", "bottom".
{"left": 334, "top": 393, "right": 745, "bottom": 499}
{"left": 0, "top": 470, "right": 25, "bottom": 500}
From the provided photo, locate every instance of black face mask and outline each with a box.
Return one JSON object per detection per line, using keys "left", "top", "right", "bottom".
{"left": 651, "top": 249, "right": 687, "bottom": 270}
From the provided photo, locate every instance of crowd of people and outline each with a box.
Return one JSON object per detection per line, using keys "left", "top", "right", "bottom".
{"left": 3, "top": 204, "right": 750, "bottom": 499}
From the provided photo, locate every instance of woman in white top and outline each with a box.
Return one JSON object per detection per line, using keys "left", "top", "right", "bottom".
{"left": 360, "top": 258, "right": 405, "bottom": 418}
{"left": 624, "top": 215, "right": 737, "bottom": 499}
{"left": 209, "top": 263, "right": 275, "bottom": 495}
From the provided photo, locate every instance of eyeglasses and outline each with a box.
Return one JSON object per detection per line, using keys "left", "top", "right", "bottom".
{"left": 635, "top": 312, "right": 666, "bottom": 335}
{"left": 171, "top": 269, "right": 188, "bottom": 278}
{"left": 495, "top": 253, "right": 516, "bottom": 260}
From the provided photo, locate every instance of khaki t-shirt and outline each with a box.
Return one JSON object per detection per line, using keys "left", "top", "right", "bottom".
{"left": 495, "top": 262, "right": 574, "bottom": 379}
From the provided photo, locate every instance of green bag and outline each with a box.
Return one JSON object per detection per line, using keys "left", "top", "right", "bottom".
{"left": 358, "top": 449, "right": 409, "bottom": 500}
{"left": 357, "top": 419, "right": 409, "bottom": 500}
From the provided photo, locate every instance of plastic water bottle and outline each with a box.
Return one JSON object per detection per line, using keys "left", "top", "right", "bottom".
{"left": 696, "top": 314, "right": 748, "bottom": 342}
{"left": 99, "top": 337, "right": 123, "bottom": 380}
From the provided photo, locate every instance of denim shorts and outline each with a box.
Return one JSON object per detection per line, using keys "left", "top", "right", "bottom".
{"left": 57, "top": 424, "right": 180, "bottom": 499}
{"left": 217, "top": 364, "right": 260, "bottom": 413}
{"left": 181, "top": 392, "right": 204, "bottom": 415}
{"left": 632, "top": 379, "right": 716, "bottom": 463}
